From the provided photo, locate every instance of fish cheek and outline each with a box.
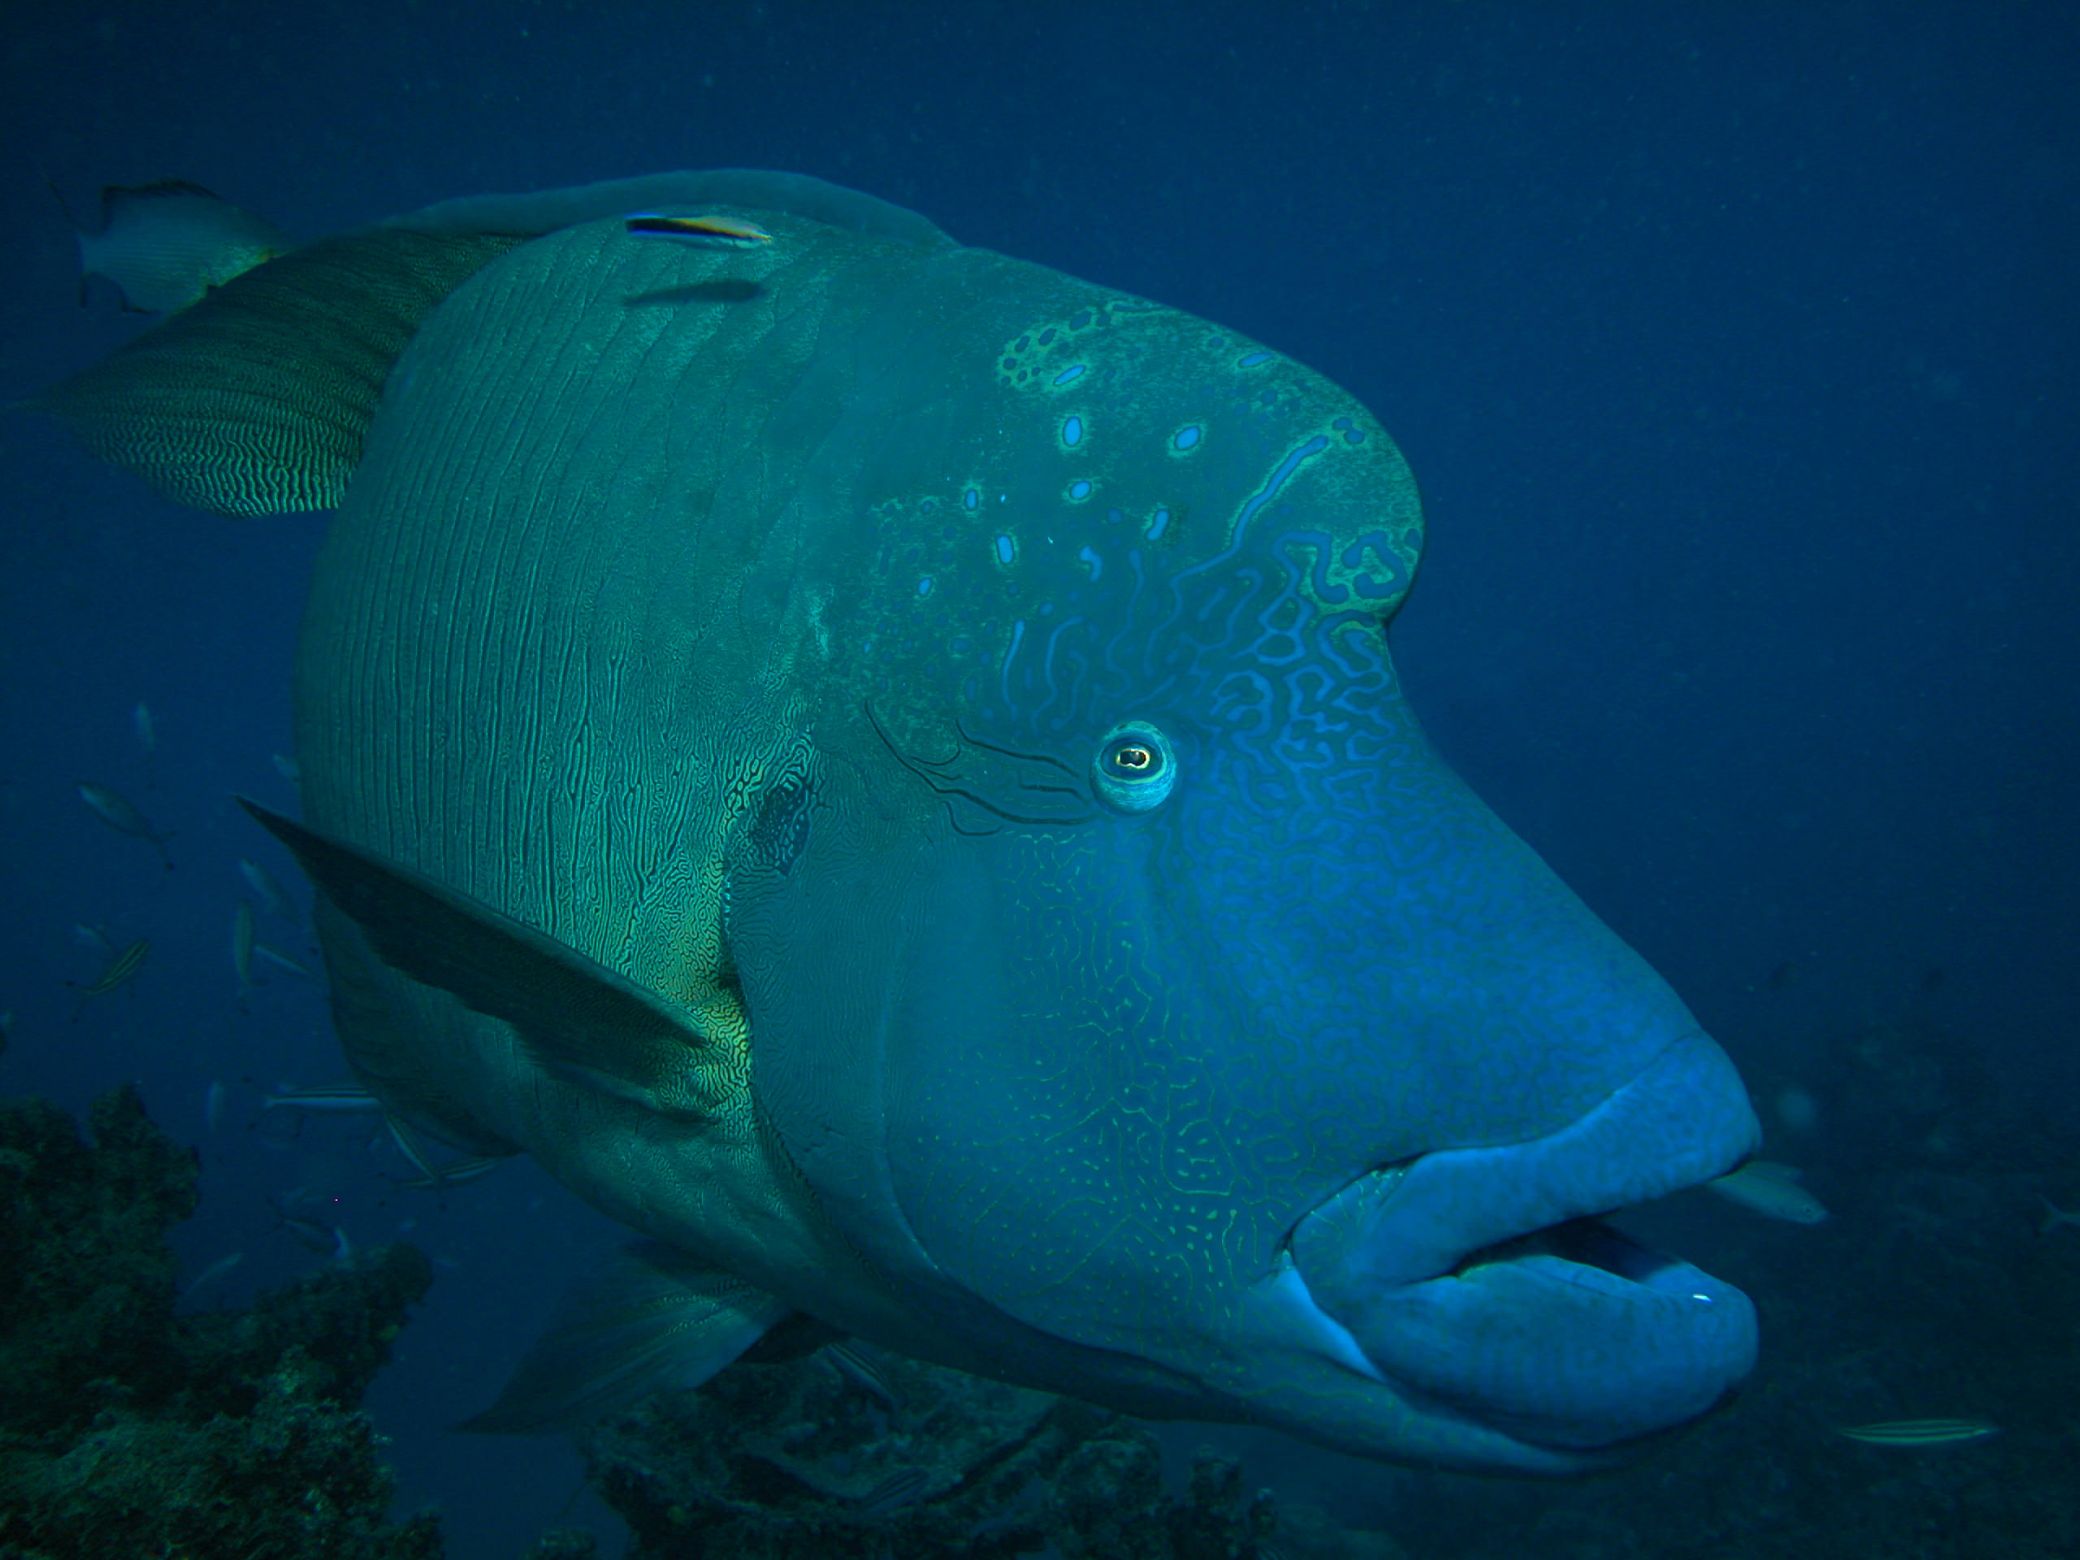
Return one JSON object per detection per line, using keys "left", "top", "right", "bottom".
{"left": 721, "top": 748, "right": 932, "bottom": 1259}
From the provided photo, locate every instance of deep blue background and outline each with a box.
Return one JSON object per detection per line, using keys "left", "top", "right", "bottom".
{"left": 2, "top": 3, "right": 2073, "bottom": 1554}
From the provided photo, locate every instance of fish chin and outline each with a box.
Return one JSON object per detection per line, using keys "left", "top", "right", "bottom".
{"left": 1284, "top": 1031, "right": 1760, "bottom": 1459}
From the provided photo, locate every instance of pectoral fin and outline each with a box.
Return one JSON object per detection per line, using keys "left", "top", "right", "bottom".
{"left": 239, "top": 799, "right": 735, "bottom": 1119}
{"left": 464, "top": 1244, "right": 794, "bottom": 1433}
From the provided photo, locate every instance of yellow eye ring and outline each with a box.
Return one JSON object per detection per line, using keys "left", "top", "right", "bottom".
{"left": 1093, "top": 721, "right": 1176, "bottom": 812}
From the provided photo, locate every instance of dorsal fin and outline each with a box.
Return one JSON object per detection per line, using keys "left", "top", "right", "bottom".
{"left": 28, "top": 228, "right": 520, "bottom": 516}
{"left": 26, "top": 169, "right": 950, "bottom": 518}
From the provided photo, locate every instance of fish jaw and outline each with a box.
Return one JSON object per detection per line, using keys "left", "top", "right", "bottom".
{"left": 1267, "top": 1031, "right": 1759, "bottom": 1465}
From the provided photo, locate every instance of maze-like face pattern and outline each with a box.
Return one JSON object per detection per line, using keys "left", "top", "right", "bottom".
{"left": 814, "top": 283, "right": 1462, "bottom": 1360}
{"left": 838, "top": 283, "right": 1423, "bottom": 823}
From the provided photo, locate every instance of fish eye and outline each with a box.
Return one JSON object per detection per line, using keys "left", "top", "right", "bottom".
{"left": 1093, "top": 721, "right": 1176, "bottom": 812}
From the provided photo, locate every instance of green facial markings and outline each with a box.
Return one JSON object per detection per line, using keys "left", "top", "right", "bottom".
{"left": 827, "top": 269, "right": 1428, "bottom": 814}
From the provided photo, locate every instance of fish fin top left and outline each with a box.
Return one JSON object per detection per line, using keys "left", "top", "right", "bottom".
{"left": 29, "top": 226, "right": 522, "bottom": 516}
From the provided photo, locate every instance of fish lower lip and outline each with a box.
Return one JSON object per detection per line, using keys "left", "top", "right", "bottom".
{"left": 1294, "top": 1032, "right": 1758, "bottom": 1291}
{"left": 1354, "top": 1219, "right": 1757, "bottom": 1449}
{"left": 1288, "top": 1031, "right": 1761, "bottom": 1449}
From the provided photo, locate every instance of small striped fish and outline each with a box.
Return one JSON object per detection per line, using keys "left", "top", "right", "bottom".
{"left": 624, "top": 212, "right": 773, "bottom": 246}
{"left": 77, "top": 781, "right": 174, "bottom": 869}
{"left": 1835, "top": 1418, "right": 1999, "bottom": 1446}
{"left": 76, "top": 937, "right": 150, "bottom": 996}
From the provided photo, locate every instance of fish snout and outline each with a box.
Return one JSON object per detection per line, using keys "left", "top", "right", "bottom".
{"left": 1284, "top": 1032, "right": 1760, "bottom": 1453}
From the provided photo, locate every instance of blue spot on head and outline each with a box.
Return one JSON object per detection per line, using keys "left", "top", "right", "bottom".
{"left": 917, "top": 575, "right": 934, "bottom": 596}
{"left": 1052, "top": 363, "right": 1087, "bottom": 387}
{"left": 995, "top": 534, "right": 1016, "bottom": 565}
{"left": 1172, "top": 424, "right": 1202, "bottom": 453}
{"left": 1078, "top": 545, "right": 1103, "bottom": 580}
{"left": 920, "top": 497, "right": 937, "bottom": 513}
{"left": 1062, "top": 414, "right": 1084, "bottom": 447}
{"left": 1066, "top": 479, "right": 1092, "bottom": 501}
{"left": 963, "top": 487, "right": 980, "bottom": 512}
{"left": 1105, "top": 507, "right": 1124, "bottom": 525}
{"left": 1238, "top": 350, "right": 1271, "bottom": 368}
{"left": 1147, "top": 507, "right": 1171, "bottom": 541}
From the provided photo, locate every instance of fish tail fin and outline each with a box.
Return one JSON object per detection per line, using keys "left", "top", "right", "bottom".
{"left": 22, "top": 227, "right": 523, "bottom": 517}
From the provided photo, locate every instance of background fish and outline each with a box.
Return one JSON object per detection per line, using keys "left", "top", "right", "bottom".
{"left": 76, "top": 780, "right": 173, "bottom": 869}
{"left": 132, "top": 700, "right": 157, "bottom": 786}
{"left": 262, "top": 1083, "right": 380, "bottom": 1112}
{"left": 70, "top": 936, "right": 149, "bottom": 1007}
{"left": 254, "top": 943, "right": 312, "bottom": 978}
{"left": 230, "top": 900, "right": 256, "bottom": 1001}
{"left": 180, "top": 1250, "right": 244, "bottom": 1301}
{"left": 1836, "top": 1418, "right": 1999, "bottom": 1446}
{"left": 66, "top": 179, "right": 285, "bottom": 314}
{"left": 238, "top": 857, "right": 296, "bottom": 922}
{"left": 1705, "top": 1161, "right": 1831, "bottom": 1225}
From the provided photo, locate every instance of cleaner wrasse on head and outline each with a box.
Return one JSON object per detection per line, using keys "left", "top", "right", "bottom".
{"left": 622, "top": 212, "right": 773, "bottom": 246}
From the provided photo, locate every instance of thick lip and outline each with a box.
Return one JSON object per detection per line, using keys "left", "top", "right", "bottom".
{"left": 1287, "top": 1032, "right": 1761, "bottom": 1452}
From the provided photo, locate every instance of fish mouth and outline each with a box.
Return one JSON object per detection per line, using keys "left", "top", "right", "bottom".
{"left": 1285, "top": 1031, "right": 1760, "bottom": 1457}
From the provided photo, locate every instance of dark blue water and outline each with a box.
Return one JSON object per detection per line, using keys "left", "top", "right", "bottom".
{"left": 1, "top": 4, "right": 2072, "bottom": 1555}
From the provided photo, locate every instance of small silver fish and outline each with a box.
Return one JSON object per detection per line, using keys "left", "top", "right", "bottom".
{"left": 263, "top": 1083, "right": 379, "bottom": 1112}
{"left": 270, "top": 1198, "right": 338, "bottom": 1253}
{"left": 231, "top": 901, "right": 256, "bottom": 999}
{"left": 204, "top": 1079, "right": 226, "bottom": 1132}
{"left": 254, "top": 943, "right": 313, "bottom": 978}
{"left": 238, "top": 857, "right": 293, "bottom": 921}
{"left": 65, "top": 179, "right": 285, "bottom": 314}
{"left": 1704, "top": 1161, "right": 1829, "bottom": 1225}
{"left": 824, "top": 1340, "right": 898, "bottom": 1412}
{"left": 73, "top": 937, "right": 150, "bottom": 1000}
{"left": 72, "top": 922, "right": 113, "bottom": 953}
{"left": 852, "top": 1465, "right": 929, "bottom": 1517}
{"left": 132, "top": 700, "right": 155, "bottom": 754}
{"left": 397, "top": 1154, "right": 510, "bottom": 1192}
{"left": 2039, "top": 1197, "right": 2080, "bottom": 1236}
{"left": 271, "top": 752, "right": 301, "bottom": 783}
{"left": 181, "top": 1250, "right": 244, "bottom": 1300}
{"left": 77, "top": 781, "right": 173, "bottom": 869}
{"left": 1836, "top": 1418, "right": 1999, "bottom": 1446}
